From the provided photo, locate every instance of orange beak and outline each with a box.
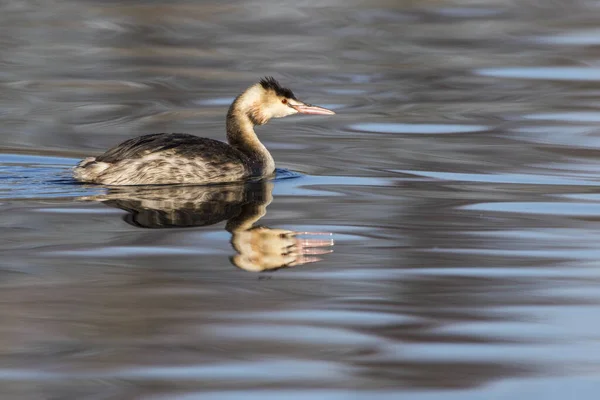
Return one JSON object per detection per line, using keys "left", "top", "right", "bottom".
{"left": 292, "top": 103, "right": 336, "bottom": 115}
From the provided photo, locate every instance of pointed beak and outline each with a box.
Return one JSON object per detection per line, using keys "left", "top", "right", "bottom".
{"left": 292, "top": 102, "right": 336, "bottom": 115}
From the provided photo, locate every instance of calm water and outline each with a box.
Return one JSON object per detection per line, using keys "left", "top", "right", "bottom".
{"left": 2, "top": 0, "right": 600, "bottom": 398}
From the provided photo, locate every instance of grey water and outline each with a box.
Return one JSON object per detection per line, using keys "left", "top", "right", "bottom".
{"left": 2, "top": 0, "right": 600, "bottom": 398}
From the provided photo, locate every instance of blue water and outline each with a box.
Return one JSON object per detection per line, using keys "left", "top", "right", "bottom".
{"left": 4, "top": 0, "right": 600, "bottom": 399}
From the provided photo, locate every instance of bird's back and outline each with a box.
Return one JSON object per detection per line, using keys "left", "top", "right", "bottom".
{"left": 74, "top": 133, "right": 252, "bottom": 185}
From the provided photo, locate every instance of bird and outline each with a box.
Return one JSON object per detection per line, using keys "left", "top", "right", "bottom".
{"left": 73, "top": 77, "right": 335, "bottom": 185}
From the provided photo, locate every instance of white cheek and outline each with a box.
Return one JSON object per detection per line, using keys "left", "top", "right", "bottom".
{"left": 272, "top": 105, "right": 297, "bottom": 118}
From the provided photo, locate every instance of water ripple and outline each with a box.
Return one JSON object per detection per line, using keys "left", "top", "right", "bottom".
{"left": 463, "top": 201, "right": 600, "bottom": 216}
{"left": 476, "top": 67, "right": 600, "bottom": 81}
{"left": 349, "top": 123, "right": 489, "bottom": 134}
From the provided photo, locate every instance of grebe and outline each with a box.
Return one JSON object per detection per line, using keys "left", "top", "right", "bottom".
{"left": 73, "top": 77, "right": 335, "bottom": 185}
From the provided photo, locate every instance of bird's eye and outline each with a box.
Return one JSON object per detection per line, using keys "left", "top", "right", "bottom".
{"left": 281, "top": 98, "right": 288, "bottom": 104}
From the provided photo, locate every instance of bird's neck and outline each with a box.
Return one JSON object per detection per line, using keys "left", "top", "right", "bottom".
{"left": 226, "top": 88, "right": 275, "bottom": 177}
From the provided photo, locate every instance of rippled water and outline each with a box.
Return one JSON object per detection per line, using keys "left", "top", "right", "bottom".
{"left": 3, "top": 0, "right": 600, "bottom": 398}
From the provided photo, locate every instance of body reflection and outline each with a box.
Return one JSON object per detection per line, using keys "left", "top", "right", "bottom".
{"left": 83, "top": 181, "right": 333, "bottom": 272}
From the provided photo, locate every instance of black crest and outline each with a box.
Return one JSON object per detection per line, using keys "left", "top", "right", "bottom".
{"left": 259, "top": 76, "right": 296, "bottom": 99}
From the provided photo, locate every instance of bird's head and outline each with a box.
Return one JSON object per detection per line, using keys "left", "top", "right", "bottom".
{"left": 236, "top": 77, "right": 335, "bottom": 125}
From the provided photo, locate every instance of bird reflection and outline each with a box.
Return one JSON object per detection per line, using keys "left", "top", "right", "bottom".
{"left": 81, "top": 181, "right": 333, "bottom": 272}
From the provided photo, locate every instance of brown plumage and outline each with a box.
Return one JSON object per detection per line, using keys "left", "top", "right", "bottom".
{"left": 73, "top": 77, "right": 335, "bottom": 185}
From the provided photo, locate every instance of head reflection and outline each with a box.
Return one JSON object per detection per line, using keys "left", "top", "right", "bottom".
{"left": 82, "top": 181, "right": 333, "bottom": 272}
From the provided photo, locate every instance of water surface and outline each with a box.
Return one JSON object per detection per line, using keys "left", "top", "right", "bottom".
{"left": 2, "top": 0, "right": 600, "bottom": 398}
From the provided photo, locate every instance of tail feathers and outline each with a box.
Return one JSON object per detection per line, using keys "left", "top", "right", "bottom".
{"left": 73, "top": 157, "right": 111, "bottom": 183}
